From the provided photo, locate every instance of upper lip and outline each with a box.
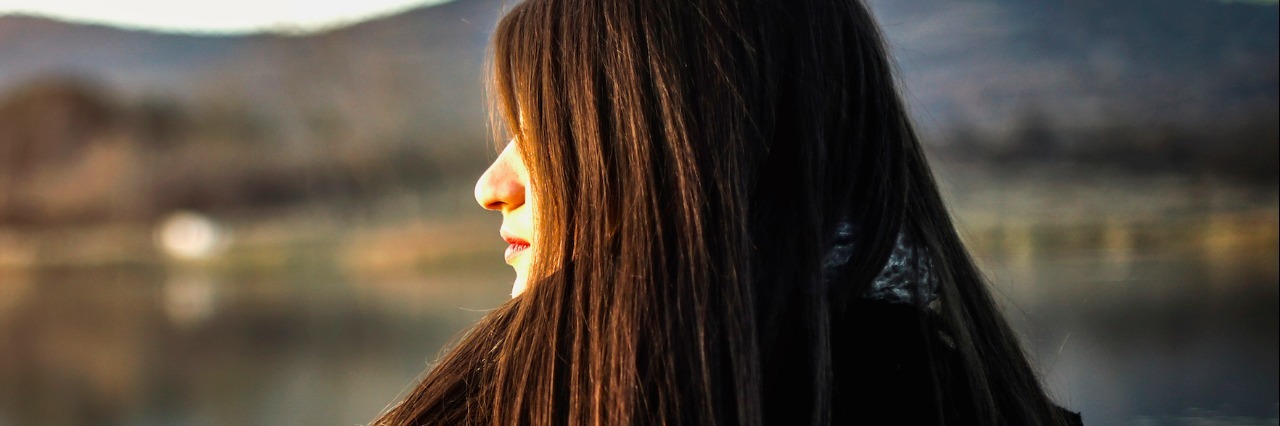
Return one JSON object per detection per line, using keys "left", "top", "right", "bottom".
{"left": 501, "top": 230, "right": 530, "bottom": 246}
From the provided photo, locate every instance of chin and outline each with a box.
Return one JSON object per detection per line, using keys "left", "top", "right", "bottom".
{"left": 509, "top": 255, "right": 533, "bottom": 297}
{"left": 511, "top": 275, "right": 528, "bottom": 297}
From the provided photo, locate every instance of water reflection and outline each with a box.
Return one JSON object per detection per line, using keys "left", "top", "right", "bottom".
{"left": 944, "top": 170, "right": 1280, "bottom": 426}
{"left": 162, "top": 268, "right": 219, "bottom": 329}
{"left": 0, "top": 251, "right": 510, "bottom": 425}
{"left": 0, "top": 173, "right": 1275, "bottom": 425}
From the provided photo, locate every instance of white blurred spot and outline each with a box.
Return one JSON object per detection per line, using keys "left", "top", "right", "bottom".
{"left": 155, "top": 211, "right": 230, "bottom": 260}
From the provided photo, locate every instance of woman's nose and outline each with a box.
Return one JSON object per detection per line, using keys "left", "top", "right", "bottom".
{"left": 474, "top": 144, "right": 526, "bottom": 212}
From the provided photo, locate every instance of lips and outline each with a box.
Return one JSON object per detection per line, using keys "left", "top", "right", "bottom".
{"left": 501, "top": 232, "right": 531, "bottom": 263}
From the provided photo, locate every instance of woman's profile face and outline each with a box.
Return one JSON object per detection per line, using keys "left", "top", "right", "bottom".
{"left": 474, "top": 141, "right": 536, "bottom": 297}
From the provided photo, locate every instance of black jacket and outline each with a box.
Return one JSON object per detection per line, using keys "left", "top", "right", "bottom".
{"left": 827, "top": 300, "right": 1083, "bottom": 425}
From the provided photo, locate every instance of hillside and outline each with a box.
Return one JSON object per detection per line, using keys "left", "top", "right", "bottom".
{"left": 0, "top": 0, "right": 1275, "bottom": 225}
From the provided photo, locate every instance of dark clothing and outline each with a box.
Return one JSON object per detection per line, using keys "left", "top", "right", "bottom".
{"left": 829, "top": 300, "right": 1083, "bottom": 425}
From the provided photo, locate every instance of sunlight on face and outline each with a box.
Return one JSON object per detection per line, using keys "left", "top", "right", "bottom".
{"left": 474, "top": 142, "right": 536, "bottom": 297}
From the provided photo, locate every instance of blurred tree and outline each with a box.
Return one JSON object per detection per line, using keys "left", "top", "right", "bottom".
{"left": 0, "top": 77, "right": 128, "bottom": 224}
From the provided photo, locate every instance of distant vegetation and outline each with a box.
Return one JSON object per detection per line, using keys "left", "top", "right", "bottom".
{"left": 941, "top": 106, "right": 1279, "bottom": 182}
{"left": 1, "top": 74, "right": 1273, "bottom": 227}
{"left": 0, "top": 76, "right": 488, "bottom": 226}
{"left": 0, "top": 0, "right": 1275, "bottom": 227}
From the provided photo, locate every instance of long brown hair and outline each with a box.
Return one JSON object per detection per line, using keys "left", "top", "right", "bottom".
{"left": 377, "top": 0, "right": 1070, "bottom": 424}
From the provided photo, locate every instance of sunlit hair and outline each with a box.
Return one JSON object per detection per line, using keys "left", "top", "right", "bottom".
{"left": 377, "top": 0, "right": 1070, "bottom": 424}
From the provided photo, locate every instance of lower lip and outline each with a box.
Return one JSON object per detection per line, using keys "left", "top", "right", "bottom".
{"left": 504, "top": 243, "right": 530, "bottom": 262}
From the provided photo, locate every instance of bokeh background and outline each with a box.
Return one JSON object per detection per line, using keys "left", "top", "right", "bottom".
{"left": 0, "top": 0, "right": 1275, "bottom": 424}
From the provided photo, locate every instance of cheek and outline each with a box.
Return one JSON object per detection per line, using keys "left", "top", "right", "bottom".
{"left": 525, "top": 192, "right": 538, "bottom": 239}
{"left": 516, "top": 176, "right": 538, "bottom": 239}
{"left": 514, "top": 204, "right": 538, "bottom": 242}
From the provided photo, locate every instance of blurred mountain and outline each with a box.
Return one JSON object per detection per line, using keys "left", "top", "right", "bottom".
{"left": 0, "top": 16, "right": 237, "bottom": 93}
{"left": 871, "top": 0, "right": 1278, "bottom": 133}
{"left": 0, "top": 0, "right": 1276, "bottom": 225}
{"left": 2, "top": 0, "right": 1275, "bottom": 132}
{"left": 0, "top": 0, "right": 501, "bottom": 145}
{"left": 0, "top": 0, "right": 504, "bottom": 225}
{"left": 865, "top": 0, "right": 1277, "bottom": 180}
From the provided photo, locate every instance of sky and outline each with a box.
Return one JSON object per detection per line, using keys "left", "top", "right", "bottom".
{"left": 3, "top": 0, "right": 1275, "bottom": 34}
{"left": 0, "top": 0, "right": 457, "bottom": 33}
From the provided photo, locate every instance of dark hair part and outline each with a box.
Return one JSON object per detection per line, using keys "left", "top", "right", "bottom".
{"left": 377, "top": 0, "right": 1070, "bottom": 424}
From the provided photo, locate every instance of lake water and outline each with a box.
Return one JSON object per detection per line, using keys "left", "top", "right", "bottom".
{"left": 0, "top": 170, "right": 1276, "bottom": 425}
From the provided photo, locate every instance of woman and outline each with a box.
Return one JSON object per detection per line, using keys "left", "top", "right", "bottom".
{"left": 379, "top": 0, "right": 1081, "bottom": 424}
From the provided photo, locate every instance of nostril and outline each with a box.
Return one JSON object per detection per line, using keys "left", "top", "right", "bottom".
{"left": 476, "top": 183, "right": 499, "bottom": 211}
{"left": 476, "top": 173, "right": 521, "bottom": 211}
{"left": 475, "top": 143, "right": 527, "bottom": 212}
